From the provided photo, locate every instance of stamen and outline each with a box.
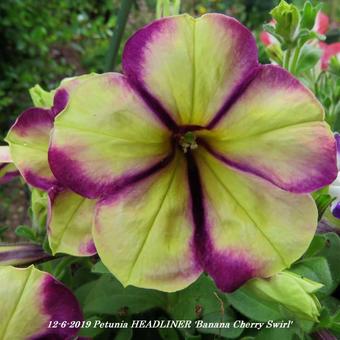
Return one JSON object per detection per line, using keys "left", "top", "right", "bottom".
{"left": 179, "top": 131, "right": 198, "bottom": 153}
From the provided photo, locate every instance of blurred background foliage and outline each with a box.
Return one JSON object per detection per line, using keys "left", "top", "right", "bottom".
{"left": 1, "top": 0, "right": 339, "bottom": 141}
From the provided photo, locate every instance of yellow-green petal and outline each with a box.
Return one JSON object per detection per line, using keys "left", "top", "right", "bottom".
{"left": 49, "top": 73, "right": 171, "bottom": 199}
{"left": 123, "top": 13, "right": 258, "bottom": 126}
{"left": 202, "top": 65, "right": 337, "bottom": 193}
{"left": 0, "top": 266, "right": 83, "bottom": 339}
{"left": 93, "top": 154, "right": 202, "bottom": 292}
{"left": 48, "top": 188, "right": 96, "bottom": 257}
{"left": 194, "top": 149, "right": 317, "bottom": 292}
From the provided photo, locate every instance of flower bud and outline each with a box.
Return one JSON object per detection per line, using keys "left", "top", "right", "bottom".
{"left": 0, "top": 243, "right": 50, "bottom": 266}
{"left": 29, "top": 84, "right": 54, "bottom": 108}
{"left": 270, "top": 0, "right": 300, "bottom": 43}
{"left": 244, "top": 271, "right": 323, "bottom": 321}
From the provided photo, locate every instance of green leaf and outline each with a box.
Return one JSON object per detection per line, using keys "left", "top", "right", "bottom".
{"left": 290, "top": 257, "right": 333, "bottom": 296}
{"left": 304, "top": 234, "right": 327, "bottom": 258}
{"left": 77, "top": 316, "right": 106, "bottom": 338}
{"left": 300, "top": 1, "right": 318, "bottom": 30}
{"left": 329, "top": 55, "right": 340, "bottom": 77}
{"left": 255, "top": 326, "right": 298, "bottom": 340}
{"left": 317, "top": 233, "right": 340, "bottom": 287}
{"left": 167, "top": 275, "right": 226, "bottom": 321}
{"left": 105, "top": 0, "right": 134, "bottom": 71}
{"left": 91, "top": 260, "right": 110, "bottom": 274}
{"left": 0, "top": 226, "right": 8, "bottom": 237}
{"left": 330, "top": 311, "right": 340, "bottom": 332}
{"left": 116, "top": 328, "right": 133, "bottom": 340}
{"left": 295, "top": 44, "right": 323, "bottom": 75}
{"left": 159, "top": 327, "right": 180, "bottom": 340}
{"left": 197, "top": 311, "right": 244, "bottom": 339}
{"left": 15, "top": 225, "right": 37, "bottom": 242}
{"left": 77, "top": 274, "right": 166, "bottom": 316}
{"left": 184, "top": 335, "right": 201, "bottom": 340}
{"left": 227, "top": 286, "right": 284, "bottom": 322}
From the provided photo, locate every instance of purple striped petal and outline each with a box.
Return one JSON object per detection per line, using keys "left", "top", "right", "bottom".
{"left": 190, "top": 149, "right": 317, "bottom": 292}
{"left": 0, "top": 243, "right": 50, "bottom": 266}
{"left": 0, "top": 163, "right": 20, "bottom": 184}
{"left": 48, "top": 73, "right": 173, "bottom": 199}
{"left": 5, "top": 108, "right": 57, "bottom": 190}
{"left": 0, "top": 266, "right": 83, "bottom": 339}
{"left": 202, "top": 65, "right": 337, "bottom": 193}
{"left": 123, "top": 14, "right": 259, "bottom": 127}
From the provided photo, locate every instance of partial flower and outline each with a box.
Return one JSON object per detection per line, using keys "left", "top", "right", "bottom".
{"left": 260, "top": 20, "right": 278, "bottom": 47}
{"left": 0, "top": 146, "right": 20, "bottom": 184}
{"left": 328, "top": 133, "right": 340, "bottom": 218}
{"left": 312, "top": 330, "right": 338, "bottom": 340}
{"left": 5, "top": 76, "right": 97, "bottom": 257}
{"left": 0, "top": 243, "right": 50, "bottom": 266}
{"left": 0, "top": 265, "right": 83, "bottom": 340}
{"left": 313, "top": 11, "right": 329, "bottom": 35}
{"left": 244, "top": 271, "right": 323, "bottom": 321}
{"left": 319, "top": 42, "right": 340, "bottom": 70}
{"left": 0, "top": 163, "right": 19, "bottom": 185}
{"left": 47, "top": 14, "right": 336, "bottom": 292}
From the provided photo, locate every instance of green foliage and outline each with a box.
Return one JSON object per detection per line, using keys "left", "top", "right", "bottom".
{"left": 0, "top": 0, "right": 120, "bottom": 140}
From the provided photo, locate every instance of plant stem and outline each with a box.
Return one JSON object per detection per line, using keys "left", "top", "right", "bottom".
{"left": 283, "top": 49, "right": 292, "bottom": 70}
{"left": 290, "top": 46, "right": 301, "bottom": 75}
{"left": 105, "top": 0, "right": 134, "bottom": 72}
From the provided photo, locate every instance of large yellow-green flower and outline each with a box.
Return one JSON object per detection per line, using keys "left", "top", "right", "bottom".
{"left": 7, "top": 14, "right": 337, "bottom": 293}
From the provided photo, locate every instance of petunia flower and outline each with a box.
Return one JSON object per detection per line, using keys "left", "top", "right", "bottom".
{"left": 329, "top": 133, "right": 340, "bottom": 218}
{"left": 0, "top": 146, "right": 20, "bottom": 184}
{"left": 0, "top": 163, "right": 19, "bottom": 185}
{"left": 319, "top": 42, "right": 340, "bottom": 70}
{"left": 260, "top": 20, "right": 278, "bottom": 47}
{"left": 313, "top": 11, "right": 329, "bottom": 35}
{"left": 0, "top": 265, "right": 83, "bottom": 339}
{"left": 47, "top": 14, "right": 336, "bottom": 292}
{"left": 5, "top": 76, "right": 97, "bottom": 257}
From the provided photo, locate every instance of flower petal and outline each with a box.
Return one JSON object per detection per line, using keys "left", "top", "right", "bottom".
{"left": 0, "top": 146, "right": 12, "bottom": 163}
{"left": 123, "top": 13, "right": 258, "bottom": 126}
{"left": 48, "top": 187, "right": 96, "bottom": 257}
{"left": 194, "top": 149, "right": 317, "bottom": 292}
{"left": 93, "top": 154, "right": 202, "bottom": 292}
{"left": 0, "top": 244, "right": 49, "bottom": 266}
{"left": 51, "top": 73, "right": 98, "bottom": 118}
{"left": 0, "top": 266, "right": 83, "bottom": 339}
{"left": 5, "top": 75, "right": 99, "bottom": 191}
{"left": 49, "top": 73, "right": 172, "bottom": 199}
{"left": 0, "top": 163, "right": 20, "bottom": 185}
{"left": 202, "top": 65, "right": 337, "bottom": 193}
{"left": 5, "top": 108, "right": 57, "bottom": 190}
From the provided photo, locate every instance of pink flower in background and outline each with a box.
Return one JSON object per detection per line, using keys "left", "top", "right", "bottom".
{"left": 260, "top": 20, "right": 277, "bottom": 46}
{"left": 313, "top": 11, "right": 329, "bottom": 35}
{"left": 319, "top": 42, "right": 340, "bottom": 70}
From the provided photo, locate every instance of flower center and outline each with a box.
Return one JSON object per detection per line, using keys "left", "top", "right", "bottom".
{"left": 178, "top": 131, "right": 198, "bottom": 153}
